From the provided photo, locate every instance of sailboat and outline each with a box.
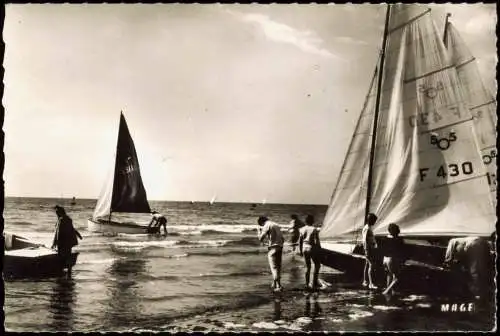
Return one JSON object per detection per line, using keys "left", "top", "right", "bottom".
{"left": 443, "top": 16, "right": 497, "bottom": 208}
{"left": 87, "top": 112, "right": 153, "bottom": 235}
{"left": 209, "top": 194, "right": 217, "bottom": 205}
{"left": 70, "top": 197, "right": 77, "bottom": 206}
{"left": 318, "top": 4, "right": 496, "bottom": 284}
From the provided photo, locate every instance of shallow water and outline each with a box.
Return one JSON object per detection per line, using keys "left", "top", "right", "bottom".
{"left": 3, "top": 197, "right": 495, "bottom": 332}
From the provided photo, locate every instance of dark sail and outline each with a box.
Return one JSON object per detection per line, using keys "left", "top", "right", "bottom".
{"left": 110, "top": 113, "right": 151, "bottom": 213}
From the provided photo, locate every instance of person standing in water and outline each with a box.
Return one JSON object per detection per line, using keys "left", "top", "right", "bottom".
{"left": 147, "top": 211, "right": 168, "bottom": 236}
{"left": 52, "top": 205, "right": 82, "bottom": 277}
{"left": 289, "top": 214, "right": 305, "bottom": 254}
{"left": 362, "top": 213, "right": 379, "bottom": 289}
{"left": 257, "top": 216, "right": 285, "bottom": 292}
{"left": 382, "top": 223, "right": 406, "bottom": 295}
{"left": 299, "top": 215, "right": 322, "bottom": 291}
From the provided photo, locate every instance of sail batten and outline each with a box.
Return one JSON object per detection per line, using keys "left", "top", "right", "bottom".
{"left": 320, "top": 4, "right": 495, "bottom": 242}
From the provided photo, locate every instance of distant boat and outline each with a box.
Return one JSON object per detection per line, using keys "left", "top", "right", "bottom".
{"left": 70, "top": 197, "right": 76, "bottom": 206}
{"left": 261, "top": 198, "right": 267, "bottom": 205}
{"left": 318, "top": 4, "right": 495, "bottom": 282}
{"left": 209, "top": 194, "right": 217, "bottom": 205}
{"left": 4, "top": 232, "right": 79, "bottom": 278}
{"left": 87, "top": 112, "right": 153, "bottom": 235}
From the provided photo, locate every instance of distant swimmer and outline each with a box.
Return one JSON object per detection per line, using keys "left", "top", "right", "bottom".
{"left": 52, "top": 205, "right": 82, "bottom": 278}
{"left": 299, "top": 215, "right": 322, "bottom": 292}
{"left": 257, "top": 216, "right": 285, "bottom": 292}
{"left": 147, "top": 211, "right": 168, "bottom": 236}
{"left": 289, "top": 214, "right": 305, "bottom": 254}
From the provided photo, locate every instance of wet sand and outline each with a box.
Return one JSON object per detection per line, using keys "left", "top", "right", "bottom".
{"left": 155, "top": 279, "right": 496, "bottom": 332}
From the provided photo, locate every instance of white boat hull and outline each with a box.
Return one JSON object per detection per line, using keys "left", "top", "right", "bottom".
{"left": 87, "top": 218, "right": 149, "bottom": 235}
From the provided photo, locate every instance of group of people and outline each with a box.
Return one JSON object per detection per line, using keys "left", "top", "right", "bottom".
{"left": 257, "top": 214, "right": 323, "bottom": 292}
{"left": 362, "top": 213, "right": 406, "bottom": 295}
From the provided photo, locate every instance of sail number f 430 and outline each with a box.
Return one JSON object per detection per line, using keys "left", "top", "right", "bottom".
{"left": 419, "top": 162, "right": 474, "bottom": 181}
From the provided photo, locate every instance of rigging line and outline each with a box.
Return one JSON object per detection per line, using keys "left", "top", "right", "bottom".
{"left": 403, "top": 64, "right": 456, "bottom": 84}
{"left": 430, "top": 174, "right": 489, "bottom": 189}
{"left": 470, "top": 100, "right": 496, "bottom": 110}
{"left": 455, "top": 57, "right": 476, "bottom": 70}
{"left": 388, "top": 8, "right": 431, "bottom": 35}
{"left": 443, "top": 13, "right": 452, "bottom": 47}
{"left": 481, "top": 145, "right": 496, "bottom": 151}
{"left": 420, "top": 117, "right": 474, "bottom": 133}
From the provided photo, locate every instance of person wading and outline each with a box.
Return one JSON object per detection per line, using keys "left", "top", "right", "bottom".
{"left": 299, "top": 214, "right": 322, "bottom": 292}
{"left": 257, "top": 216, "right": 285, "bottom": 292}
{"left": 52, "top": 205, "right": 82, "bottom": 278}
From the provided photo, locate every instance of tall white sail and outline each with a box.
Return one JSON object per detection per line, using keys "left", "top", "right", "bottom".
{"left": 444, "top": 21, "right": 497, "bottom": 208}
{"left": 320, "top": 4, "right": 495, "bottom": 242}
{"left": 320, "top": 64, "right": 379, "bottom": 240}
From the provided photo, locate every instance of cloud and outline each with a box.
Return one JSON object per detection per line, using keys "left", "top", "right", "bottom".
{"left": 335, "top": 36, "right": 369, "bottom": 46}
{"left": 225, "top": 8, "right": 340, "bottom": 59}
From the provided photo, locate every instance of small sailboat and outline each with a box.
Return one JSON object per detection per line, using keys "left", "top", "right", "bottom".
{"left": 209, "top": 194, "right": 217, "bottom": 205}
{"left": 87, "top": 112, "right": 153, "bottom": 235}
{"left": 318, "top": 4, "right": 496, "bottom": 286}
{"left": 70, "top": 197, "right": 77, "bottom": 206}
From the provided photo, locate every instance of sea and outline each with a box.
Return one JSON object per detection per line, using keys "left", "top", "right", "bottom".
{"left": 3, "top": 197, "right": 496, "bottom": 332}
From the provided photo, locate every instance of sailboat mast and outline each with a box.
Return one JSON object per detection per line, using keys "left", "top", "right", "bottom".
{"left": 364, "top": 4, "right": 391, "bottom": 221}
{"left": 443, "top": 13, "right": 452, "bottom": 47}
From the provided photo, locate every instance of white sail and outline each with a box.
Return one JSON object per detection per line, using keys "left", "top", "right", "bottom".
{"left": 320, "top": 63, "right": 380, "bottom": 240}
{"left": 320, "top": 4, "right": 495, "bottom": 242}
{"left": 444, "top": 21, "right": 497, "bottom": 207}
{"left": 210, "top": 195, "right": 217, "bottom": 205}
{"left": 93, "top": 165, "right": 114, "bottom": 219}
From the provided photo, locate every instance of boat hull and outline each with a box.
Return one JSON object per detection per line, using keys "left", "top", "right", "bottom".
{"left": 4, "top": 233, "right": 78, "bottom": 278}
{"left": 320, "top": 241, "right": 494, "bottom": 299}
{"left": 87, "top": 218, "right": 149, "bottom": 235}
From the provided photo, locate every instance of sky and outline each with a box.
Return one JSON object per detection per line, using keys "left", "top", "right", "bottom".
{"left": 2, "top": 4, "right": 497, "bottom": 204}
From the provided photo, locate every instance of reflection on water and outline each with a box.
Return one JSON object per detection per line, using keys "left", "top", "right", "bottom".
{"left": 102, "top": 257, "right": 148, "bottom": 330}
{"left": 49, "top": 277, "right": 77, "bottom": 331}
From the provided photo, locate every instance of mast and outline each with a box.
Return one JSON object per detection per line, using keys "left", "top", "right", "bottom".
{"left": 443, "top": 13, "right": 452, "bottom": 47}
{"left": 364, "top": 4, "right": 391, "bottom": 221}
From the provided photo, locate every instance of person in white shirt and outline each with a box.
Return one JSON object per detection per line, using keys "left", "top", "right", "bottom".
{"left": 257, "top": 216, "right": 285, "bottom": 292}
{"left": 299, "top": 214, "right": 322, "bottom": 291}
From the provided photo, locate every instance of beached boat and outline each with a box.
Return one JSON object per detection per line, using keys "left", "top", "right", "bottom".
{"left": 87, "top": 112, "right": 153, "bottom": 235}
{"left": 318, "top": 4, "right": 496, "bottom": 288}
{"left": 4, "top": 232, "right": 79, "bottom": 278}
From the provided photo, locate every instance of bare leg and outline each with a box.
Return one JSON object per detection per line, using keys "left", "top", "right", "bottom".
{"left": 363, "top": 259, "right": 369, "bottom": 286}
{"left": 368, "top": 260, "right": 377, "bottom": 289}
{"left": 304, "top": 251, "right": 312, "bottom": 289}
{"left": 312, "top": 258, "right": 321, "bottom": 290}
